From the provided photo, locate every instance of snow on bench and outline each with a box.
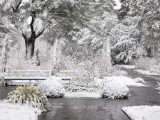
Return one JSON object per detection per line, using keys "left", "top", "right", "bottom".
{"left": 5, "top": 70, "right": 51, "bottom": 85}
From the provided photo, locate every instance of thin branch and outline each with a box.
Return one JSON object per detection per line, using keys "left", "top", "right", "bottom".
{"left": 11, "top": 0, "right": 22, "bottom": 13}
{"left": 22, "top": 32, "right": 27, "bottom": 40}
{"left": 30, "top": 13, "right": 36, "bottom": 34}
{"left": 35, "top": 28, "right": 45, "bottom": 38}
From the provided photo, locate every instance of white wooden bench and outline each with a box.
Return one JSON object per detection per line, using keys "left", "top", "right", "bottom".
{"left": 5, "top": 70, "right": 51, "bottom": 85}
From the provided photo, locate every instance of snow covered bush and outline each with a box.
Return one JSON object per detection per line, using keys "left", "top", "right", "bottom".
{"left": 134, "top": 57, "right": 157, "bottom": 70}
{"left": 101, "top": 76, "right": 144, "bottom": 99}
{"left": 6, "top": 86, "right": 51, "bottom": 112}
{"left": 67, "top": 77, "right": 99, "bottom": 92}
{"left": 101, "top": 83, "right": 129, "bottom": 99}
{"left": 37, "top": 77, "right": 65, "bottom": 98}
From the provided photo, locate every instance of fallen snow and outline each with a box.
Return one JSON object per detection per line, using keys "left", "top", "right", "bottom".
{"left": 103, "top": 76, "right": 144, "bottom": 87}
{"left": 122, "top": 106, "right": 160, "bottom": 120}
{"left": 118, "top": 65, "right": 136, "bottom": 69}
{"left": 65, "top": 92, "right": 101, "bottom": 98}
{"left": 110, "top": 69, "right": 128, "bottom": 76}
{"left": 38, "top": 77, "right": 65, "bottom": 97}
{"left": 0, "top": 102, "right": 41, "bottom": 120}
{"left": 135, "top": 69, "right": 159, "bottom": 75}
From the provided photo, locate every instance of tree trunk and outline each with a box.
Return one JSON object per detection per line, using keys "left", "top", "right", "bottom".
{"left": 101, "top": 38, "right": 112, "bottom": 77}
{"left": 0, "top": 35, "right": 8, "bottom": 73}
{"left": 53, "top": 38, "right": 58, "bottom": 65}
{"left": 25, "top": 39, "right": 35, "bottom": 60}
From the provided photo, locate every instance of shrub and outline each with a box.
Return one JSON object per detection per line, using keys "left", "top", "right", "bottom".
{"left": 38, "top": 77, "right": 65, "bottom": 98}
{"left": 67, "top": 77, "right": 99, "bottom": 92}
{"left": 6, "top": 86, "right": 51, "bottom": 112}
{"left": 134, "top": 57, "right": 157, "bottom": 70}
{"left": 101, "top": 83, "right": 129, "bottom": 99}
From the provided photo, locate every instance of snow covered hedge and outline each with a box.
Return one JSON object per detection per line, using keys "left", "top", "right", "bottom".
{"left": 6, "top": 86, "right": 51, "bottom": 112}
{"left": 0, "top": 102, "right": 41, "bottom": 120}
{"left": 37, "top": 77, "right": 65, "bottom": 98}
{"left": 101, "top": 76, "right": 144, "bottom": 99}
{"left": 101, "top": 83, "right": 129, "bottom": 99}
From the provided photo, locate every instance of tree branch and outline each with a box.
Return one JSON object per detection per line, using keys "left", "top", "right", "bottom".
{"left": 22, "top": 32, "right": 28, "bottom": 47}
{"left": 30, "top": 12, "right": 36, "bottom": 34}
{"left": 22, "top": 32, "right": 27, "bottom": 40}
{"left": 35, "top": 28, "right": 45, "bottom": 38}
{"left": 11, "top": 0, "right": 22, "bottom": 13}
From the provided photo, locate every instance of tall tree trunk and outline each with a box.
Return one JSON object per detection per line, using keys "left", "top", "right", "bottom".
{"left": 0, "top": 35, "right": 8, "bottom": 73}
{"left": 101, "top": 38, "right": 112, "bottom": 77}
{"left": 53, "top": 38, "right": 58, "bottom": 65}
{"left": 25, "top": 39, "right": 35, "bottom": 60}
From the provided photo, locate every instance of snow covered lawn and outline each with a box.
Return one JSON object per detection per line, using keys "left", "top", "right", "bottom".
{"left": 0, "top": 102, "right": 41, "bottom": 120}
{"left": 65, "top": 92, "right": 101, "bottom": 98}
{"left": 122, "top": 106, "right": 160, "bottom": 120}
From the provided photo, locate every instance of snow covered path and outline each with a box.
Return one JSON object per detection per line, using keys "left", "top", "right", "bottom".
{"left": 39, "top": 67, "right": 160, "bottom": 120}
{"left": 122, "top": 106, "right": 160, "bottom": 120}
{"left": 1, "top": 66, "right": 160, "bottom": 120}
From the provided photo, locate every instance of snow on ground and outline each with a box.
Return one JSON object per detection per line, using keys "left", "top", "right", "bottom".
{"left": 122, "top": 106, "right": 160, "bottom": 120}
{"left": 135, "top": 69, "right": 159, "bottom": 75}
{"left": 110, "top": 69, "right": 128, "bottom": 76}
{"left": 65, "top": 92, "right": 101, "bottom": 98}
{"left": 118, "top": 65, "right": 136, "bottom": 69}
{"left": 103, "top": 76, "right": 145, "bottom": 87}
{"left": 0, "top": 101, "right": 41, "bottom": 120}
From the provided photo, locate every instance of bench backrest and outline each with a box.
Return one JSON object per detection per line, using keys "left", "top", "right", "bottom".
{"left": 6, "top": 70, "right": 51, "bottom": 79}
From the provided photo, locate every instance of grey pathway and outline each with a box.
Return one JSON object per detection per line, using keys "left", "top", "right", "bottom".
{"left": 0, "top": 67, "right": 160, "bottom": 120}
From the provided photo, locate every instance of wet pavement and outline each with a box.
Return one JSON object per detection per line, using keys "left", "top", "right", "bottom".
{"left": 1, "top": 67, "right": 160, "bottom": 120}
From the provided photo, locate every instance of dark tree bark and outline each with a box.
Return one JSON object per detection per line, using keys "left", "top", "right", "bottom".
{"left": 22, "top": 12, "right": 45, "bottom": 60}
{"left": 25, "top": 38, "right": 35, "bottom": 59}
